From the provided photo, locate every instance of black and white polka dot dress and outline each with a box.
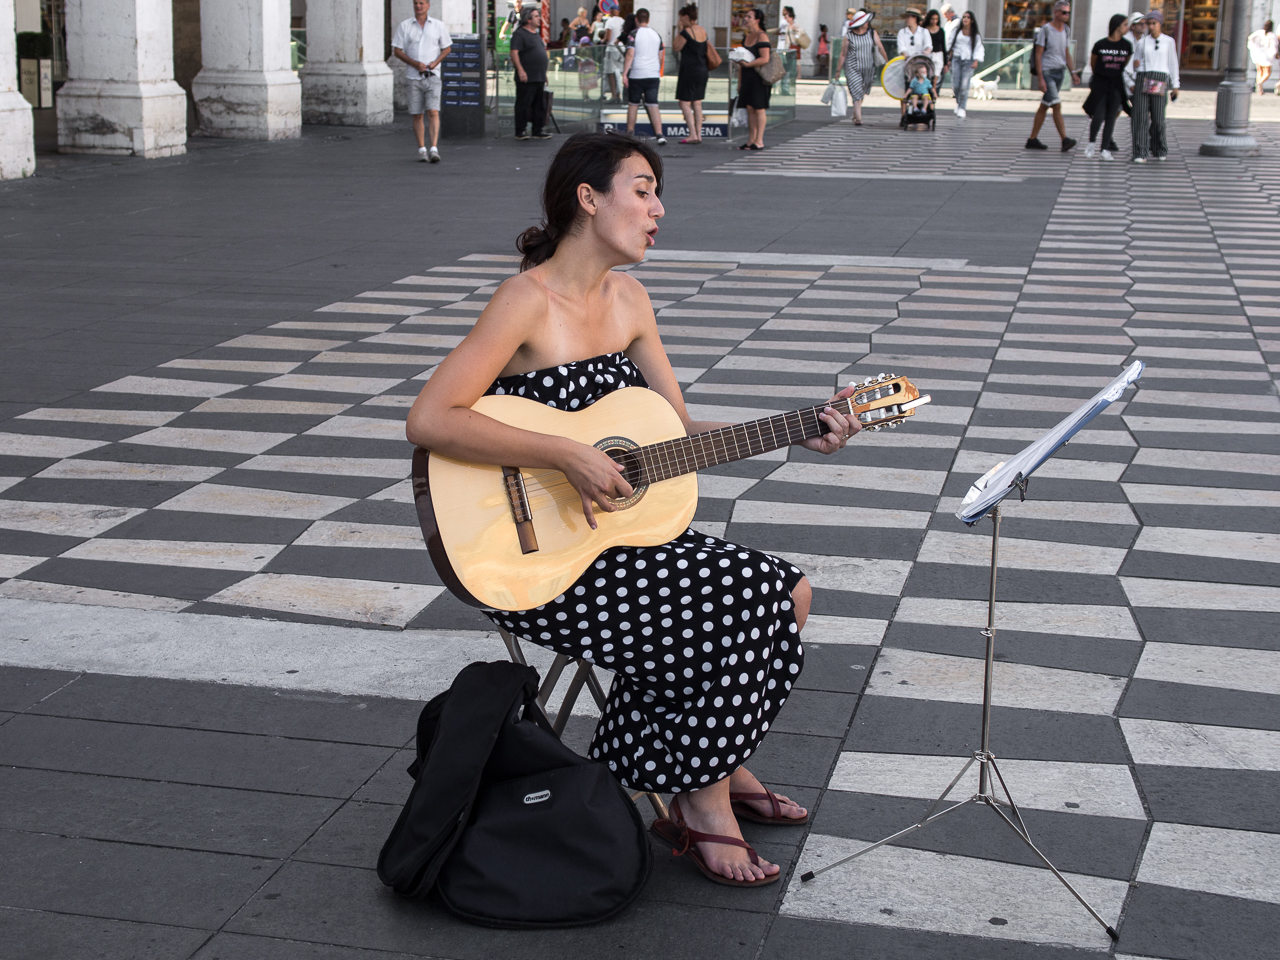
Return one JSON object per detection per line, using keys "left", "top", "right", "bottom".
{"left": 483, "top": 352, "right": 806, "bottom": 794}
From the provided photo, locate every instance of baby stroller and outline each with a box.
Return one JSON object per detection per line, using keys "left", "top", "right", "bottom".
{"left": 886, "top": 54, "right": 937, "bottom": 130}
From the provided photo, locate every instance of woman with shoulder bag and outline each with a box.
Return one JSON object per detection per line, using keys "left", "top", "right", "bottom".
{"left": 674, "top": 4, "right": 716, "bottom": 144}
{"left": 1130, "top": 9, "right": 1178, "bottom": 163}
{"left": 735, "top": 8, "right": 774, "bottom": 149}
{"left": 842, "top": 9, "right": 888, "bottom": 126}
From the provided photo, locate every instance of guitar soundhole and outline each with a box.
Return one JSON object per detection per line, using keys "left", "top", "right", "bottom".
{"left": 595, "top": 436, "right": 648, "bottom": 510}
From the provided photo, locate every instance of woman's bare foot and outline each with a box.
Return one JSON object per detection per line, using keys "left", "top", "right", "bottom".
{"left": 729, "top": 766, "right": 808, "bottom": 821}
{"left": 676, "top": 780, "right": 780, "bottom": 882}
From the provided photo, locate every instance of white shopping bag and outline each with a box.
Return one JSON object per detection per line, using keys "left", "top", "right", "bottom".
{"left": 831, "top": 85, "right": 848, "bottom": 116}
{"left": 731, "top": 106, "right": 748, "bottom": 127}
{"left": 820, "top": 83, "right": 835, "bottom": 105}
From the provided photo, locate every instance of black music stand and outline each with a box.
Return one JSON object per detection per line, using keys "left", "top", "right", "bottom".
{"left": 801, "top": 361, "right": 1145, "bottom": 942}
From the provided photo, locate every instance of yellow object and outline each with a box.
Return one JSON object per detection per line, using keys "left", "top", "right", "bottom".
{"left": 881, "top": 55, "right": 907, "bottom": 100}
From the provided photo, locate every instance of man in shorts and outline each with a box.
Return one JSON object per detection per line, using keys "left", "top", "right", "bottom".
{"left": 623, "top": 8, "right": 667, "bottom": 145}
{"left": 1026, "top": 0, "right": 1081, "bottom": 152}
{"left": 392, "top": 0, "right": 453, "bottom": 162}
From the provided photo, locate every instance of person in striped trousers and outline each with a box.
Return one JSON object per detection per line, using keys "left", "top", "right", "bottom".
{"left": 1129, "top": 9, "right": 1180, "bottom": 162}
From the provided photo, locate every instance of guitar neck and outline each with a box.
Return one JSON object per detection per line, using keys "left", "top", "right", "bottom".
{"left": 623, "top": 397, "right": 854, "bottom": 486}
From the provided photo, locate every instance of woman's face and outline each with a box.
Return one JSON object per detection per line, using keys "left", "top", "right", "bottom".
{"left": 746, "top": 11, "right": 761, "bottom": 32}
{"left": 906, "top": 14, "right": 919, "bottom": 29}
{"left": 962, "top": 12, "right": 973, "bottom": 30}
{"left": 925, "top": 13, "right": 938, "bottom": 29}
{"left": 587, "top": 154, "right": 664, "bottom": 264}
{"left": 1148, "top": 19, "right": 1162, "bottom": 37}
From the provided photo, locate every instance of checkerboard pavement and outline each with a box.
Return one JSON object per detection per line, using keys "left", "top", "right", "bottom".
{"left": 2, "top": 115, "right": 1278, "bottom": 959}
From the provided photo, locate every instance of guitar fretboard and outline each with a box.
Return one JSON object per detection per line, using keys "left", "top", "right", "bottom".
{"left": 615, "top": 398, "right": 856, "bottom": 487}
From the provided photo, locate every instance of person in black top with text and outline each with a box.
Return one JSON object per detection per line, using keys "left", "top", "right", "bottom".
{"left": 1084, "top": 14, "right": 1130, "bottom": 161}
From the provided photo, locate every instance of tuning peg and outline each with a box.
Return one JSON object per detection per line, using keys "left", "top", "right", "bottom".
{"left": 889, "top": 423, "right": 898, "bottom": 429}
{"left": 878, "top": 372, "right": 887, "bottom": 380}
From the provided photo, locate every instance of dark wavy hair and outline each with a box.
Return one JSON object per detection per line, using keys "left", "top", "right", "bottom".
{"left": 516, "top": 132, "right": 664, "bottom": 271}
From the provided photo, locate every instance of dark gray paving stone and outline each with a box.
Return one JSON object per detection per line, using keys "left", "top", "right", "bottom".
{"left": 0, "top": 528, "right": 85, "bottom": 557}
{"left": 325, "top": 499, "right": 420, "bottom": 526}
{"left": 794, "top": 643, "right": 877, "bottom": 694}
{"left": 268, "top": 436, "right": 411, "bottom": 461}
{"left": 263, "top": 546, "right": 440, "bottom": 586}
{"left": 351, "top": 748, "right": 417, "bottom": 805}
{"left": 102, "top": 509, "right": 312, "bottom": 544}
{"left": 0, "top": 830, "right": 273, "bottom": 929}
{"left": 1120, "top": 680, "right": 1280, "bottom": 731}
{"left": 903, "top": 563, "right": 1130, "bottom": 606}
{"left": 746, "top": 480, "right": 937, "bottom": 513}
{"left": 191, "top": 932, "right": 430, "bottom": 960}
{"left": 936, "top": 516, "right": 1136, "bottom": 551}
{"left": 1130, "top": 502, "right": 1280, "bottom": 534}
{"left": 1132, "top": 608, "right": 1280, "bottom": 651}
{"left": 1120, "top": 550, "right": 1280, "bottom": 588}
{"left": 0, "top": 766, "right": 339, "bottom": 857}
{"left": 294, "top": 800, "right": 398, "bottom": 870}
{"left": 0, "top": 455, "right": 58, "bottom": 476}
{"left": 883, "top": 622, "right": 1141, "bottom": 679}
{"left": 1136, "top": 765, "right": 1280, "bottom": 834}
{"left": 807, "top": 588, "right": 900, "bottom": 621}
{"left": 20, "top": 557, "right": 246, "bottom": 602}
{"left": 0, "top": 666, "right": 77, "bottom": 712}
{"left": 0, "top": 908, "right": 210, "bottom": 960}
{"left": 405, "top": 591, "right": 496, "bottom": 631}
{"left": 770, "top": 689, "right": 859, "bottom": 738}
{"left": 639, "top": 837, "right": 794, "bottom": 913}
{"left": 213, "top": 470, "right": 393, "bottom": 500}
{"left": 29, "top": 673, "right": 420, "bottom": 745}
{"left": 1121, "top": 464, "right": 1280, "bottom": 490}
{"left": 81, "top": 443, "right": 248, "bottom": 468}
{"left": 761, "top": 915, "right": 1102, "bottom": 960}
{"left": 0, "top": 477, "right": 195, "bottom": 508}
{"left": 225, "top": 860, "right": 770, "bottom": 959}
{"left": 0, "top": 715, "right": 395, "bottom": 797}
{"left": 1125, "top": 431, "right": 1280, "bottom": 454}
{"left": 1117, "top": 883, "right": 1280, "bottom": 960}
{"left": 811, "top": 790, "right": 1144, "bottom": 880}
{"left": 746, "top": 732, "right": 842, "bottom": 788}
{"left": 848, "top": 697, "right": 1131, "bottom": 764}
{"left": 940, "top": 475, "right": 1129, "bottom": 503}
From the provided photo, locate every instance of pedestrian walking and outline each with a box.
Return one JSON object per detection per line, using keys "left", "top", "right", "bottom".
{"left": 511, "top": 7, "right": 551, "bottom": 140}
{"left": 1083, "top": 13, "right": 1130, "bottom": 160}
{"left": 601, "top": 1, "right": 626, "bottom": 103}
{"left": 924, "top": 9, "right": 946, "bottom": 87}
{"left": 1025, "top": 0, "right": 1081, "bottom": 153}
{"left": 816, "top": 24, "right": 830, "bottom": 78}
{"left": 570, "top": 6, "right": 591, "bottom": 40}
{"left": 842, "top": 9, "right": 888, "bottom": 126}
{"left": 1130, "top": 9, "right": 1179, "bottom": 162}
{"left": 948, "top": 10, "right": 983, "bottom": 118}
{"left": 1121, "top": 12, "right": 1144, "bottom": 103}
{"left": 735, "top": 7, "right": 774, "bottom": 149}
{"left": 392, "top": 0, "right": 453, "bottom": 163}
{"left": 941, "top": 3, "right": 960, "bottom": 46}
{"left": 674, "top": 4, "right": 714, "bottom": 144}
{"left": 624, "top": 8, "right": 668, "bottom": 145}
{"left": 1248, "top": 20, "right": 1277, "bottom": 94}
{"left": 897, "top": 9, "right": 933, "bottom": 62}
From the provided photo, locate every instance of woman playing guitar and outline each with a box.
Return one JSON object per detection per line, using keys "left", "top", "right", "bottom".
{"left": 406, "top": 132, "right": 860, "bottom": 888}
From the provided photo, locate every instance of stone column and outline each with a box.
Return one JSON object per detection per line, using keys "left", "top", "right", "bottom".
{"left": 193, "top": 0, "right": 301, "bottom": 139}
{"left": 387, "top": 0, "right": 413, "bottom": 113}
{"left": 1, "top": 0, "right": 36, "bottom": 179}
{"left": 56, "top": 0, "right": 187, "bottom": 157}
{"left": 1202, "top": 0, "right": 1261, "bottom": 155}
{"left": 301, "top": 0, "right": 394, "bottom": 125}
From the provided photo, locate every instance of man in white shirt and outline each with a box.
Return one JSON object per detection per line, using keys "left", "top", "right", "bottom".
{"left": 623, "top": 8, "right": 667, "bottom": 145}
{"left": 941, "top": 4, "right": 960, "bottom": 46}
{"left": 392, "top": 0, "right": 453, "bottom": 162}
{"left": 601, "top": 0, "right": 625, "bottom": 103}
{"left": 1121, "top": 11, "right": 1144, "bottom": 97}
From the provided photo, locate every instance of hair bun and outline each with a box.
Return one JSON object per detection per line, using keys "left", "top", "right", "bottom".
{"left": 517, "top": 224, "right": 560, "bottom": 271}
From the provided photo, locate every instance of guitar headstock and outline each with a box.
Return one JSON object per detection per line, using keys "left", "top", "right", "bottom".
{"left": 847, "top": 373, "right": 931, "bottom": 432}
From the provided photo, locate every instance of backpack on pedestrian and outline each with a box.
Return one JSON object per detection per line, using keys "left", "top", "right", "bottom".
{"left": 376, "top": 660, "right": 652, "bottom": 928}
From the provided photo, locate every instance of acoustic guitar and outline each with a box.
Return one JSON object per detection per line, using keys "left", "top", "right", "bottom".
{"left": 414, "top": 374, "right": 929, "bottom": 612}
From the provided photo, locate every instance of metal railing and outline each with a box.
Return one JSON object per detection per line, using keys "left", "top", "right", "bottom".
{"left": 828, "top": 35, "right": 1037, "bottom": 91}
{"left": 291, "top": 28, "right": 307, "bottom": 70}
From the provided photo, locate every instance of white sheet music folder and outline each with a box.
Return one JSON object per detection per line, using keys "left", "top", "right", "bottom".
{"left": 956, "top": 360, "right": 1144, "bottom": 526}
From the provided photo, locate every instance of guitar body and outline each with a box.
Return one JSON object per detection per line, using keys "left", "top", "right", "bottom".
{"left": 422, "top": 388, "right": 698, "bottom": 611}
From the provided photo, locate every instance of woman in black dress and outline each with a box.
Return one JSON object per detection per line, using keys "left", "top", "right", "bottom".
{"left": 407, "top": 133, "right": 861, "bottom": 888}
{"left": 924, "top": 9, "right": 946, "bottom": 95}
{"left": 674, "top": 4, "right": 710, "bottom": 144}
{"left": 736, "top": 8, "right": 773, "bottom": 149}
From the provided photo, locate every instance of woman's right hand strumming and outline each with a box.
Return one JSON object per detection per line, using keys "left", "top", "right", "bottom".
{"left": 557, "top": 440, "right": 634, "bottom": 529}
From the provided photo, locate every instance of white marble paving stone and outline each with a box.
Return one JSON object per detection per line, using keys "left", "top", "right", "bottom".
{"left": 1123, "top": 415, "right": 1280, "bottom": 436}
{"left": 935, "top": 497, "right": 1137, "bottom": 524}
{"left": 354, "top": 290, "right": 467, "bottom": 301}
{"left": 894, "top": 596, "right": 1141, "bottom": 641}
{"left": 951, "top": 450, "right": 1128, "bottom": 483}
{"left": 1121, "top": 577, "right": 1280, "bottom": 612}
{"left": 850, "top": 353, "right": 991, "bottom": 373}
{"left": 270, "top": 320, "right": 392, "bottom": 334}
{"left": 799, "top": 614, "right": 887, "bottom": 646}
{"left": 0, "top": 554, "right": 44, "bottom": 578}
{"left": 192, "top": 399, "right": 350, "bottom": 417}
{"left": 917, "top": 530, "right": 1127, "bottom": 575}
{"left": 1129, "top": 389, "right": 1280, "bottom": 413}
{"left": 155, "top": 484, "right": 355, "bottom": 521}
{"left": 308, "top": 352, "right": 441, "bottom": 367}
{"left": 760, "top": 318, "right": 883, "bottom": 335}
{"left": 205, "top": 573, "right": 442, "bottom": 628}
{"left": 864, "top": 648, "right": 1128, "bottom": 715}
{"left": 767, "top": 462, "right": 947, "bottom": 497}
{"left": 161, "top": 359, "right": 300, "bottom": 374}
{"left": 855, "top": 431, "right": 961, "bottom": 450}
{"left": 0, "top": 580, "right": 191, "bottom": 612}
{"left": 16, "top": 408, "right": 181, "bottom": 427}
{"left": 683, "top": 403, "right": 786, "bottom": 424}
{"left": 738, "top": 340, "right": 869, "bottom": 358}
{"left": 362, "top": 332, "right": 465, "bottom": 349}
{"left": 1121, "top": 483, "right": 1280, "bottom": 508}
{"left": 689, "top": 520, "right": 727, "bottom": 539}
{"left": 0, "top": 501, "right": 143, "bottom": 538}
{"left": 0, "top": 433, "right": 110, "bottom": 459}
{"left": 293, "top": 521, "right": 424, "bottom": 551}
{"left": 394, "top": 274, "right": 493, "bottom": 286}
{"left": 61, "top": 538, "right": 284, "bottom": 572}
{"left": 657, "top": 324, "right": 754, "bottom": 341}
{"left": 1130, "top": 447, "right": 1280, "bottom": 475}
{"left": 1133, "top": 526, "right": 1280, "bottom": 564}
{"left": 368, "top": 479, "right": 413, "bottom": 503}
{"left": 768, "top": 550, "right": 913, "bottom": 596}
{"left": 126, "top": 427, "right": 293, "bottom": 455}
{"left": 994, "top": 347, "right": 1130, "bottom": 366}
{"left": 978, "top": 393, "right": 1125, "bottom": 415}
{"left": 680, "top": 293, "right": 794, "bottom": 307}
{"left": 218, "top": 334, "right": 350, "bottom": 353}
{"left": 1138, "top": 822, "right": 1280, "bottom": 906}
{"left": 314, "top": 302, "right": 428, "bottom": 316}
{"left": 696, "top": 474, "right": 759, "bottom": 500}
{"left": 91, "top": 376, "right": 245, "bottom": 399}
{"left": 783, "top": 833, "right": 1126, "bottom": 950}
{"left": 254, "top": 374, "right": 402, "bottom": 396}
{"left": 714, "top": 355, "right": 852, "bottom": 375}
{"left": 828, "top": 752, "right": 1146, "bottom": 819}
{"left": 733, "top": 500, "right": 930, "bottom": 531}
{"left": 236, "top": 455, "right": 407, "bottom": 479}
{"left": 1132, "top": 345, "right": 1264, "bottom": 365}
{"left": 0, "top": 478, "right": 20, "bottom": 495}
{"left": 304, "top": 416, "right": 407, "bottom": 443}
{"left": 35, "top": 460, "right": 224, "bottom": 483}
{"left": 1136, "top": 642, "right": 1280, "bottom": 696}
{"left": 1121, "top": 718, "right": 1280, "bottom": 771}
{"left": 362, "top": 396, "right": 416, "bottom": 409}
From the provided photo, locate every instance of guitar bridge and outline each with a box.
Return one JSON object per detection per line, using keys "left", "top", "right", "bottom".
{"left": 502, "top": 466, "right": 540, "bottom": 555}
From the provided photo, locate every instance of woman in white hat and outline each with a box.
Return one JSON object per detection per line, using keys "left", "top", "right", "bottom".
{"left": 842, "top": 8, "right": 888, "bottom": 125}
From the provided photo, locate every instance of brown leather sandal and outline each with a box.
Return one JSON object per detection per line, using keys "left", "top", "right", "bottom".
{"left": 650, "top": 798, "right": 780, "bottom": 888}
{"left": 730, "top": 787, "right": 810, "bottom": 826}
